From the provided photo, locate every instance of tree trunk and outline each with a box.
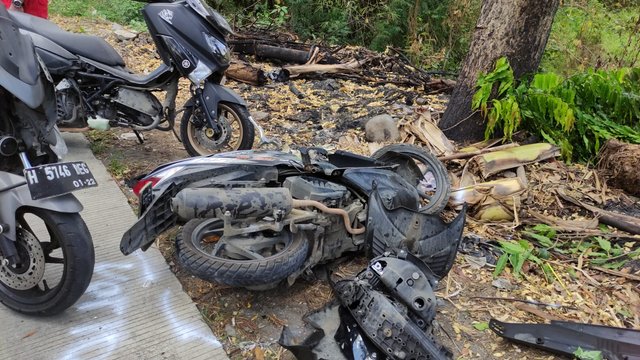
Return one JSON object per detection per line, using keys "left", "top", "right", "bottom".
{"left": 438, "top": 0, "right": 560, "bottom": 143}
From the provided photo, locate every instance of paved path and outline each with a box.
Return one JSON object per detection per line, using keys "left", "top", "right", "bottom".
{"left": 0, "top": 133, "right": 228, "bottom": 360}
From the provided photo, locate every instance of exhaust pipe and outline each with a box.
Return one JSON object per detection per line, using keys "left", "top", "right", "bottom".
{"left": 171, "top": 188, "right": 293, "bottom": 220}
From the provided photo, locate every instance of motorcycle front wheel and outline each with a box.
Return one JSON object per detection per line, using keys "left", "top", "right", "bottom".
{"left": 175, "top": 219, "right": 308, "bottom": 289}
{"left": 0, "top": 209, "right": 94, "bottom": 316}
{"left": 180, "top": 102, "right": 255, "bottom": 157}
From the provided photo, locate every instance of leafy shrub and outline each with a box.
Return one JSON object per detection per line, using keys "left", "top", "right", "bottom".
{"left": 473, "top": 58, "right": 640, "bottom": 162}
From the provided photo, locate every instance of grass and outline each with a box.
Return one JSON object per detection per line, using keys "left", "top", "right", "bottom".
{"left": 107, "top": 151, "right": 132, "bottom": 179}
{"left": 85, "top": 130, "right": 114, "bottom": 155}
{"left": 49, "top": 0, "right": 146, "bottom": 31}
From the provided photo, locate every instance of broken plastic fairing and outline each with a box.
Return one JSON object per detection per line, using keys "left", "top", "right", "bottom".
{"left": 364, "top": 186, "right": 467, "bottom": 279}
{"left": 334, "top": 252, "right": 453, "bottom": 360}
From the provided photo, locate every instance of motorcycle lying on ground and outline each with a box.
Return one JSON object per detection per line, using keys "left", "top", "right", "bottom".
{"left": 10, "top": 0, "right": 278, "bottom": 156}
{"left": 120, "top": 143, "right": 464, "bottom": 290}
{"left": 0, "top": 5, "right": 97, "bottom": 316}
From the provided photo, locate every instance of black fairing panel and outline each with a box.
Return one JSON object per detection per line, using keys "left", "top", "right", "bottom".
{"left": 142, "top": 2, "right": 228, "bottom": 73}
{"left": 364, "top": 188, "right": 466, "bottom": 279}
{"left": 341, "top": 168, "right": 420, "bottom": 210}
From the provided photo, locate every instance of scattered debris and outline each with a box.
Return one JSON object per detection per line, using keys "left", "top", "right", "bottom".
{"left": 491, "top": 278, "right": 515, "bottom": 291}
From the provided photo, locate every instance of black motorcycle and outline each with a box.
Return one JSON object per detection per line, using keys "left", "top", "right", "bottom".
{"left": 121, "top": 144, "right": 462, "bottom": 290}
{"left": 10, "top": 0, "right": 277, "bottom": 156}
{"left": 0, "top": 5, "right": 96, "bottom": 315}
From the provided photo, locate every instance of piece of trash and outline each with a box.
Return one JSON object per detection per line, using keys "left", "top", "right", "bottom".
{"left": 464, "top": 255, "right": 487, "bottom": 270}
{"left": 492, "top": 278, "right": 514, "bottom": 291}
{"left": 22, "top": 329, "right": 38, "bottom": 339}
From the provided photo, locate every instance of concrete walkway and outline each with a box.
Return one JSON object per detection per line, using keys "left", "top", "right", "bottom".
{"left": 0, "top": 133, "right": 228, "bottom": 360}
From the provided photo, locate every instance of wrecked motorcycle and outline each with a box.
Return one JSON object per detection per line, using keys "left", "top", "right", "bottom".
{"left": 121, "top": 143, "right": 464, "bottom": 289}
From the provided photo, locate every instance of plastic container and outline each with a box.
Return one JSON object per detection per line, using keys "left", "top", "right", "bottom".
{"left": 87, "top": 116, "right": 111, "bottom": 131}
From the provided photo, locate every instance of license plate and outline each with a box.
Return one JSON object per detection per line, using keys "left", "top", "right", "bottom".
{"left": 138, "top": 181, "right": 153, "bottom": 218}
{"left": 23, "top": 161, "right": 98, "bottom": 200}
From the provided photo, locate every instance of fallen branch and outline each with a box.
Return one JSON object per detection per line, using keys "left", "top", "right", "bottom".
{"left": 514, "top": 303, "right": 563, "bottom": 321}
{"left": 590, "top": 266, "right": 640, "bottom": 282}
{"left": 556, "top": 187, "right": 640, "bottom": 235}
{"left": 284, "top": 59, "right": 364, "bottom": 76}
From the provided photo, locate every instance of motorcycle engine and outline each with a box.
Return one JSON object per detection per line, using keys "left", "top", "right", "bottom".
{"left": 283, "top": 176, "right": 349, "bottom": 208}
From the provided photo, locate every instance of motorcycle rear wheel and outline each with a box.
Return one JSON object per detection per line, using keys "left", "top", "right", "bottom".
{"left": 180, "top": 102, "right": 255, "bottom": 157}
{"left": 372, "top": 143, "right": 451, "bottom": 215}
{"left": 176, "top": 219, "right": 309, "bottom": 289}
{"left": 0, "top": 209, "right": 94, "bottom": 316}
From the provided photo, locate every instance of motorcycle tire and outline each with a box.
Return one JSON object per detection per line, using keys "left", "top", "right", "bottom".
{"left": 0, "top": 209, "right": 94, "bottom": 316}
{"left": 176, "top": 219, "right": 309, "bottom": 289}
{"left": 180, "top": 102, "right": 255, "bottom": 157}
{"left": 372, "top": 143, "right": 451, "bottom": 215}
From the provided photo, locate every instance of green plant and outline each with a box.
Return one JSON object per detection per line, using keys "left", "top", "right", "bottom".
{"left": 473, "top": 58, "right": 640, "bottom": 162}
{"left": 86, "top": 130, "right": 114, "bottom": 155}
{"left": 108, "top": 154, "right": 130, "bottom": 178}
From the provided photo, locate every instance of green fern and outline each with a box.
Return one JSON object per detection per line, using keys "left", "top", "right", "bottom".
{"left": 472, "top": 58, "right": 640, "bottom": 162}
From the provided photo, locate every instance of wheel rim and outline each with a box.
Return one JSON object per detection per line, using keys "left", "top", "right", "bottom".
{"left": 190, "top": 219, "right": 294, "bottom": 262}
{"left": 186, "top": 103, "right": 244, "bottom": 156}
{"left": 0, "top": 210, "right": 69, "bottom": 304}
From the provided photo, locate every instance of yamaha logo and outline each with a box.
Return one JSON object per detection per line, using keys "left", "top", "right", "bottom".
{"left": 182, "top": 60, "right": 191, "bottom": 68}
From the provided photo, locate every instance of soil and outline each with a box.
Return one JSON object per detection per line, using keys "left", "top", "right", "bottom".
{"left": 50, "top": 15, "right": 640, "bottom": 360}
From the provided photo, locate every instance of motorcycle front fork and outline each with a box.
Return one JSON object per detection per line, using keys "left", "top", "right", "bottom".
{"left": 0, "top": 152, "right": 33, "bottom": 266}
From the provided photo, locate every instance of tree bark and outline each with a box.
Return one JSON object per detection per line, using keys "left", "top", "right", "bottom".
{"left": 438, "top": 0, "right": 560, "bottom": 143}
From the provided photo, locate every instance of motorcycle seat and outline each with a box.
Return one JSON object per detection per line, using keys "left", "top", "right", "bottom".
{"left": 9, "top": 12, "right": 126, "bottom": 67}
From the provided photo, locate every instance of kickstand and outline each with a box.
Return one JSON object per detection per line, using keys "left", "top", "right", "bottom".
{"left": 133, "top": 130, "right": 145, "bottom": 144}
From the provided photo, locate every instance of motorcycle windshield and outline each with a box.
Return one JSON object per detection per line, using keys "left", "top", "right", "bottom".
{"left": 0, "top": 6, "right": 44, "bottom": 108}
{"left": 186, "top": 0, "right": 233, "bottom": 36}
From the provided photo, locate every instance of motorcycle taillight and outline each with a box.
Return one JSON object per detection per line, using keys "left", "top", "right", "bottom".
{"left": 132, "top": 177, "right": 161, "bottom": 197}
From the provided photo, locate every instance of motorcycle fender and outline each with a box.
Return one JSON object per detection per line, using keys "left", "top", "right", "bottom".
{"left": 0, "top": 172, "right": 83, "bottom": 241}
{"left": 184, "top": 82, "right": 247, "bottom": 121}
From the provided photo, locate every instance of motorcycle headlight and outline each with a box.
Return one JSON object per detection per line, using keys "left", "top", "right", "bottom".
{"left": 205, "top": 33, "right": 230, "bottom": 64}
{"left": 188, "top": 60, "right": 213, "bottom": 85}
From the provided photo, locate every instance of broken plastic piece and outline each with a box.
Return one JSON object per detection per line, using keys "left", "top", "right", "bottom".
{"left": 489, "top": 319, "right": 640, "bottom": 360}
{"left": 334, "top": 254, "right": 452, "bottom": 360}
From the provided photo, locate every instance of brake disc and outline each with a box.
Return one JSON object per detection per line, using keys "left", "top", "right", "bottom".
{"left": 195, "top": 114, "right": 232, "bottom": 151}
{"left": 0, "top": 229, "right": 46, "bottom": 290}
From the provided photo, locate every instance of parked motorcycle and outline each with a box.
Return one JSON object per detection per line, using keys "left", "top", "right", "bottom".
{"left": 121, "top": 144, "right": 464, "bottom": 289}
{"left": 9, "top": 0, "right": 278, "bottom": 156}
{"left": 0, "top": 5, "right": 96, "bottom": 315}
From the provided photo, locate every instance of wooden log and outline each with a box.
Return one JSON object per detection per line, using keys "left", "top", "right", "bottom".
{"left": 231, "top": 42, "right": 311, "bottom": 64}
{"left": 284, "top": 60, "right": 363, "bottom": 76}
{"left": 225, "top": 61, "right": 267, "bottom": 86}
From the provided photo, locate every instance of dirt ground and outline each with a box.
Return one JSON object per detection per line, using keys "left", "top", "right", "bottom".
{"left": 52, "top": 15, "right": 640, "bottom": 360}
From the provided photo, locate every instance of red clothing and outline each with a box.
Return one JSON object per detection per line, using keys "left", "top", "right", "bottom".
{"left": 2, "top": 0, "right": 48, "bottom": 19}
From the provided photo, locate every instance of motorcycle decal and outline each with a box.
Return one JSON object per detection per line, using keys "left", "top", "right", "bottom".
{"left": 181, "top": 59, "right": 191, "bottom": 68}
{"left": 158, "top": 9, "right": 173, "bottom": 24}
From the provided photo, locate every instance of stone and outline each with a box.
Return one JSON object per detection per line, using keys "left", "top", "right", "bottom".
{"left": 111, "top": 23, "right": 123, "bottom": 31}
{"left": 224, "top": 324, "right": 236, "bottom": 337}
{"left": 120, "top": 133, "right": 141, "bottom": 141}
{"left": 250, "top": 111, "right": 270, "bottom": 122}
{"left": 312, "top": 79, "right": 341, "bottom": 91}
{"left": 416, "top": 97, "right": 428, "bottom": 106}
{"left": 364, "top": 114, "right": 400, "bottom": 143}
{"left": 287, "top": 110, "right": 320, "bottom": 123}
{"left": 114, "top": 29, "right": 138, "bottom": 42}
